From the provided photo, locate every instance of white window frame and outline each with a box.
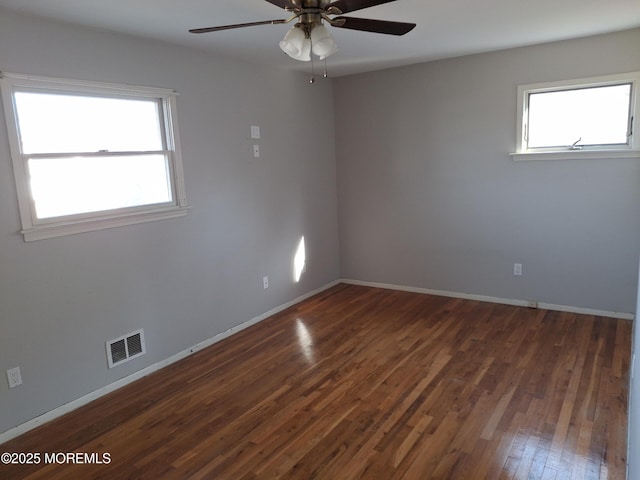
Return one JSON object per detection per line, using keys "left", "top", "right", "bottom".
{"left": 0, "top": 72, "right": 189, "bottom": 241}
{"left": 512, "top": 71, "right": 640, "bottom": 161}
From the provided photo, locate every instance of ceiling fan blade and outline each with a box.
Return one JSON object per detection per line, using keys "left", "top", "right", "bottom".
{"left": 327, "top": 0, "right": 396, "bottom": 14}
{"left": 332, "top": 17, "right": 416, "bottom": 35}
{"left": 189, "top": 19, "right": 288, "bottom": 34}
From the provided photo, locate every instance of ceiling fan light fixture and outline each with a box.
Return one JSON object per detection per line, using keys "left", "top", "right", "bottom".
{"left": 310, "top": 24, "right": 338, "bottom": 59}
{"left": 190, "top": 0, "right": 418, "bottom": 67}
{"left": 279, "top": 26, "right": 311, "bottom": 61}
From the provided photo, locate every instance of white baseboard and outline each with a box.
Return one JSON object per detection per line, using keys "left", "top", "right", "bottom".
{"left": 0, "top": 280, "right": 341, "bottom": 445}
{"left": 341, "top": 278, "right": 635, "bottom": 320}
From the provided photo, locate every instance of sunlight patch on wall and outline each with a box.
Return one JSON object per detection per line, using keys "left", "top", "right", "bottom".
{"left": 293, "top": 236, "right": 306, "bottom": 283}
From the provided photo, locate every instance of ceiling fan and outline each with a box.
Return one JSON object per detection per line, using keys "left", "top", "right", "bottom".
{"left": 189, "top": 0, "right": 416, "bottom": 63}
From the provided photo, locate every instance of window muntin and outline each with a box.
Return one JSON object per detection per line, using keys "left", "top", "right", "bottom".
{"left": 514, "top": 72, "right": 640, "bottom": 160}
{"left": 527, "top": 83, "right": 631, "bottom": 149}
{"left": 0, "top": 72, "right": 188, "bottom": 241}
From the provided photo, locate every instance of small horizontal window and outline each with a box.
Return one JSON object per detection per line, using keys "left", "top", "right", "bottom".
{"left": 527, "top": 83, "right": 631, "bottom": 149}
{"left": 0, "top": 73, "right": 189, "bottom": 241}
{"left": 513, "top": 72, "right": 640, "bottom": 160}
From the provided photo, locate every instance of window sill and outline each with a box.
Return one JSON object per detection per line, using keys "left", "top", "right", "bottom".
{"left": 21, "top": 205, "right": 190, "bottom": 242}
{"left": 510, "top": 150, "right": 640, "bottom": 162}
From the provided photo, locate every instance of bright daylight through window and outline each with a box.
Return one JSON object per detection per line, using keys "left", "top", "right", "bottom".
{"left": 0, "top": 72, "right": 188, "bottom": 241}
{"left": 513, "top": 71, "right": 640, "bottom": 160}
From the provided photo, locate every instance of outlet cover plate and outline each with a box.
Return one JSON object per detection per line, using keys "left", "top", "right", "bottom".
{"left": 7, "top": 367, "right": 22, "bottom": 388}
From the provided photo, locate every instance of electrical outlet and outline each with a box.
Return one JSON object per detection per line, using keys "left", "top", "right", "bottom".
{"left": 7, "top": 366, "right": 22, "bottom": 388}
{"left": 263, "top": 276, "right": 269, "bottom": 289}
{"left": 513, "top": 263, "right": 522, "bottom": 276}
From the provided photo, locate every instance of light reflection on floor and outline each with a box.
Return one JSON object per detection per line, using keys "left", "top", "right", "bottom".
{"left": 296, "top": 318, "right": 315, "bottom": 364}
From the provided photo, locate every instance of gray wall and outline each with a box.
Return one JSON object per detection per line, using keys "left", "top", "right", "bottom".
{"left": 0, "top": 9, "right": 340, "bottom": 434}
{"left": 335, "top": 28, "right": 640, "bottom": 314}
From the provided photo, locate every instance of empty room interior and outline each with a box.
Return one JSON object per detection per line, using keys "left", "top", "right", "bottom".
{"left": 0, "top": 1, "right": 639, "bottom": 479}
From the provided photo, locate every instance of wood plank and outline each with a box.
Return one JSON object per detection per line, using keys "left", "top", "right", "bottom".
{"left": 0, "top": 284, "right": 631, "bottom": 479}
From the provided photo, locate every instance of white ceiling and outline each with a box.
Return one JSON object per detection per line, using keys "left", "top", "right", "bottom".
{"left": 1, "top": 0, "right": 639, "bottom": 77}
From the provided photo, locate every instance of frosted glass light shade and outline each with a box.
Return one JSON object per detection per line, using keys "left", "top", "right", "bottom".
{"left": 279, "top": 27, "right": 311, "bottom": 61}
{"left": 311, "top": 24, "right": 338, "bottom": 59}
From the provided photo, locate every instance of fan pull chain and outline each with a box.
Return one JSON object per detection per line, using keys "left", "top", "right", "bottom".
{"left": 309, "top": 34, "right": 315, "bottom": 84}
{"left": 308, "top": 30, "right": 329, "bottom": 83}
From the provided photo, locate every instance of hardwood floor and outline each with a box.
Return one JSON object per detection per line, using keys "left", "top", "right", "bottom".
{"left": 0, "top": 284, "right": 631, "bottom": 479}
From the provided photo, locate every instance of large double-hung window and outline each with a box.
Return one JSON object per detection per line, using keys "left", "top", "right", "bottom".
{"left": 0, "top": 72, "right": 188, "bottom": 241}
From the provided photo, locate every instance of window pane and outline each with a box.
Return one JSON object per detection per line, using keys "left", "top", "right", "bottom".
{"left": 28, "top": 155, "right": 172, "bottom": 219}
{"left": 15, "top": 92, "right": 164, "bottom": 154}
{"left": 527, "top": 83, "right": 631, "bottom": 148}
